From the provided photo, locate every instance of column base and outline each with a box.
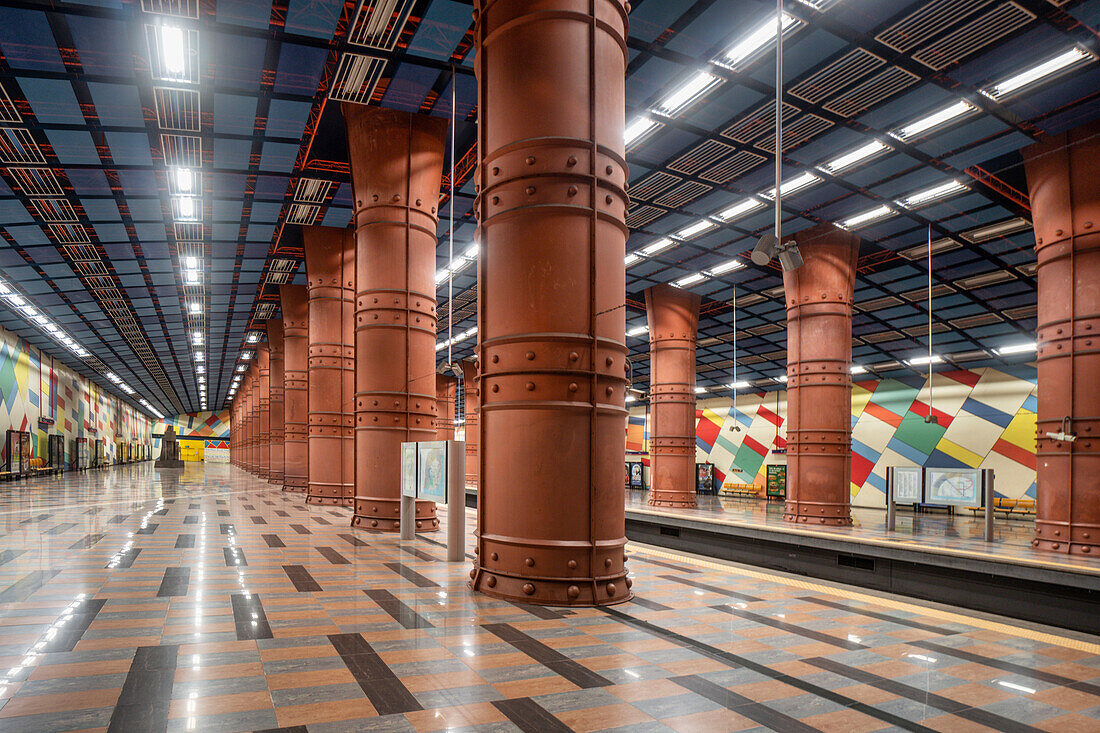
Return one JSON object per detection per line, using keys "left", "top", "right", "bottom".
{"left": 783, "top": 503, "right": 853, "bottom": 526}
{"left": 351, "top": 497, "right": 439, "bottom": 532}
{"left": 647, "top": 492, "right": 697, "bottom": 509}
{"left": 306, "top": 493, "right": 353, "bottom": 508}
{"left": 283, "top": 481, "right": 307, "bottom": 493}
{"left": 469, "top": 568, "right": 633, "bottom": 607}
{"left": 1033, "top": 521, "right": 1100, "bottom": 555}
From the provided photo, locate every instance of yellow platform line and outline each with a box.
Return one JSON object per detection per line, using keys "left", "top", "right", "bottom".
{"left": 627, "top": 506, "right": 1100, "bottom": 577}
{"left": 627, "top": 543, "right": 1100, "bottom": 654}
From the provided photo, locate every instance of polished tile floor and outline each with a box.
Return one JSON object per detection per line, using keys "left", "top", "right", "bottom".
{"left": 625, "top": 491, "right": 1100, "bottom": 574}
{"left": 0, "top": 463, "right": 1098, "bottom": 732}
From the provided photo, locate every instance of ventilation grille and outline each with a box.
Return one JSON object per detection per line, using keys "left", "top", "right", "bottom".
{"left": 1004, "top": 304, "right": 1037, "bottom": 320}
{"left": 254, "top": 302, "right": 277, "bottom": 321}
{"left": 265, "top": 258, "right": 297, "bottom": 285}
{"left": 790, "top": 48, "right": 885, "bottom": 104}
{"left": 956, "top": 270, "right": 1016, "bottom": 289}
{"left": 630, "top": 171, "right": 682, "bottom": 201}
{"left": 144, "top": 24, "right": 200, "bottom": 84}
{"left": 902, "top": 323, "right": 950, "bottom": 337}
{"left": 653, "top": 181, "right": 712, "bottom": 208}
{"left": 625, "top": 205, "right": 665, "bottom": 229}
{"left": 11, "top": 168, "right": 63, "bottom": 196}
{"left": 763, "top": 285, "right": 785, "bottom": 299}
{"left": 914, "top": 3, "right": 1035, "bottom": 70}
{"left": 140, "top": 0, "right": 198, "bottom": 18}
{"left": 962, "top": 217, "right": 1032, "bottom": 242}
{"left": 62, "top": 244, "right": 101, "bottom": 262}
{"left": 294, "top": 178, "right": 331, "bottom": 204}
{"left": 33, "top": 198, "right": 78, "bottom": 223}
{"left": 898, "top": 237, "right": 961, "bottom": 260}
{"left": 0, "top": 82, "right": 20, "bottom": 123}
{"left": 901, "top": 283, "right": 955, "bottom": 301}
{"left": 287, "top": 203, "right": 319, "bottom": 225}
{"left": 1016, "top": 262, "right": 1037, "bottom": 277}
{"left": 0, "top": 127, "right": 45, "bottom": 164}
{"left": 348, "top": 0, "right": 415, "bottom": 51}
{"left": 949, "top": 312, "right": 1004, "bottom": 328}
{"left": 161, "top": 134, "right": 202, "bottom": 167}
{"left": 857, "top": 295, "right": 903, "bottom": 311}
{"left": 824, "top": 66, "right": 919, "bottom": 118}
{"left": 738, "top": 293, "right": 767, "bottom": 307}
{"left": 701, "top": 150, "right": 765, "bottom": 184}
{"left": 153, "top": 87, "right": 201, "bottom": 131}
{"left": 329, "top": 53, "right": 387, "bottom": 105}
{"left": 668, "top": 139, "right": 736, "bottom": 175}
{"left": 721, "top": 100, "right": 800, "bottom": 143}
{"left": 755, "top": 114, "right": 833, "bottom": 153}
{"left": 876, "top": 0, "right": 996, "bottom": 53}
{"left": 50, "top": 223, "right": 90, "bottom": 244}
{"left": 748, "top": 323, "right": 783, "bottom": 335}
{"left": 174, "top": 222, "right": 203, "bottom": 240}
{"left": 861, "top": 330, "right": 904, "bottom": 343}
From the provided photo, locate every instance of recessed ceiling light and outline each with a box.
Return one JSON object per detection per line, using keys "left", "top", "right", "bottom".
{"left": 906, "top": 354, "right": 943, "bottom": 366}
{"left": 763, "top": 172, "right": 819, "bottom": 199}
{"left": 893, "top": 101, "right": 973, "bottom": 140}
{"left": 987, "top": 47, "right": 1090, "bottom": 99}
{"left": 626, "top": 325, "right": 649, "bottom": 337}
{"left": 674, "top": 273, "right": 706, "bottom": 288}
{"left": 715, "top": 199, "right": 764, "bottom": 221}
{"left": 823, "top": 140, "right": 890, "bottom": 173}
{"left": 161, "top": 26, "right": 187, "bottom": 77}
{"left": 655, "top": 71, "right": 722, "bottom": 117}
{"left": 675, "top": 220, "right": 717, "bottom": 239}
{"left": 625, "top": 116, "right": 661, "bottom": 147}
{"left": 716, "top": 13, "right": 798, "bottom": 70}
{"left": 641, "top": 238, "right": 675, "bottom": 257}
{"left": 706, "top": 259, "right": 745, "bottom": 276}
{"left": 839, "top": 205, "right": 893, "bottom": 230}
{"left": 994, "top": 342, "right": 1037, "bottom": 355}
{"left": 899, "top": 180, "right": 967, "bottom": 208}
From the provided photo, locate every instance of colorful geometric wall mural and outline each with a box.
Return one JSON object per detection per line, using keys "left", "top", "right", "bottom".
{"left": 630, "top": 364, "right": 1038, "bottom": 507}
{"left": 153, "top": 410, "right": 231, "bottom": 450}
{"left": 0, "top": 323, "right": 154, "bottom": 466}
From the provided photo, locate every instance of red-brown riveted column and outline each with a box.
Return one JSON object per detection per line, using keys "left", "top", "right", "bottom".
{"left": 471, "top": 0, "right": 632, "bottom": 606}
{"left": 344, "top": 106, "right": 445, "bottom": 533}
{"left": 1024, "top": 120, "right": 1100, "bottom": 555}
{"left": 645, "top": 283, "right": 701, "bottom": 509}
{"left": 267, "top": 319, "right": 285, "bottom": 485}
{"left": 463, "top": 357, "right": 479, "bottom": 488}
{"left": 280, "top": 284, "right": 310, "bottom": 493}
{"left": 303, "top": 226, "right": 356, "bottom": 506}
{"left": 241, "top": 369, "right": 251, "bottom": 472}
{"left": 783, "top": 223, "right": 860, "bottom": 526}
{"left": 257, "top": 342, "right": 271, "bottom": 479}
{"left": 436, "top": 374, "right": 457, "bottom": 441}
{"left": 248, "top": 363, "right": 259, "bottom": 474}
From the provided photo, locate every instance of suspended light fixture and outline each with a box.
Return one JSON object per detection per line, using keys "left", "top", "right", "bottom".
{"left": 751, "top": 2, "right": 803, "bottom": 273}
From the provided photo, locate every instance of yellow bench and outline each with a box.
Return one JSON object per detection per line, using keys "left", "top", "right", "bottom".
{"left": 968, "top": 497, "right": 1036, "bottom": 517}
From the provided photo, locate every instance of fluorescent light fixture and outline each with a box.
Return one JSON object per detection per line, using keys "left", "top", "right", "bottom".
{"left": 194, "top": 351, "right": 204, "bottom": 361}
{"left": 177, "top": 196, "right": 196, "bottom": 220}
{"left": 994, "top": 342, "right": 1037, "bottom": 355}
{"left": 625, "top": 116, "right": 660, "bottom": 146}
{"left": 676, "top": 220, "right": 717, "bottom": 239}
{"left": 241, "top": 350, "right": 255, "bottom": 360}
{"left": 641, "top": 238, "right": 675, "bottom": 257}
{"left": 246, "top": 332, "right": 260, "bottom": 343}
{"left": 775, "top": 375, "right": 788, "bottom": 383}
{"left": 624, "top": 252, "right": 641, "bottom": 267}
{"left": 823, "top": 140, "right": 889, "bottom": 173}
{"left": 161, "top": 26, "right": 187, "bottom": 77}
{"left": 850, "top": 365, "right": 867, "bottom": 375}
{"left": 626, "top": 325, "right": 649, "bottom": 337}
{"left": 7, "top": 295, "right": 25, "bottom": 306}
{"left": 963, "top": 217, "right": 1031, "bottom": 243}
{"left": 236, "top": 364, "right": 247, "bottom": 372}
{"left": 706, "top": 259, "right": 745, "bottom": 276}
{"left": 175, "top": 167, "right": 195, "bottom": 193}
{"left": 20, "top": 305, "right": 37, "bottom": 317}
{"left": 183, "top": 256, "right": 198, "bottom": 269}
{"left": 0, "top": 280, "right": 9, "bottom": 294}
{"left": 191, "top": 331, "right": 203, "bottom": 343}
{"left": 988, "top": 48, "right": 1090, "bottom": 99}
{"left": 434, "top": 268, "right": 450, "bottom": 284}
{"left": 717, "top": 13, "right": 798, "bottom": 69}
{"left": 694, "top": 386, "right": 707, "bottom": 393}
{"left": 674, "top": 273, "right": 706, "bottom": 288}
{"left": 893, "top": 101, "right": 973, "bottom": 140}
{"left": 715, "top": 198, "right": 764, "bottom": 221}
{"left": 196, "top": 365, "right": 205, "bottom": 373}
{"left": 625, "top": 394, "right": 636, "bottom": 403}
{"left": 655, "top": 71, "right": 722, "bottom": 116}
{"left": 728, "top": 380, "right": 750, "bottom": 389}
{"left": 184, "top": 270, "right": 200, "bottom": 285}
{"left": 764, "top": 172, "right": 819, "bottom": 199}
{"left": 188, "top": 301, "right": 201, "bottom": 314}
{"left": 900, "top": 180, "right": 967, "bottom": 208}
{"left": 840, "top": 205, "right": 893, "bottom": 230}
{"left": 906, "top": 354, "right": 943, "bottom": 366}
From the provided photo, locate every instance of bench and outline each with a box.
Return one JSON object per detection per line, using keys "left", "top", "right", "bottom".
{"left": 968, "top": 497, "right": 1036, "bottom": 517}
{"left": 720, "top": 483, "right": 763, "bottom": 499}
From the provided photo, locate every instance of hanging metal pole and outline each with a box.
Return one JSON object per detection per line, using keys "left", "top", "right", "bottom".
{"left": 775, "top": 0, "right": 783, "bottom": 242}
{"left": 927, "top": 224, "right": 934, "bottom": 419}
{"left": 447, "top": 66, "right": 456, "bottom": 370}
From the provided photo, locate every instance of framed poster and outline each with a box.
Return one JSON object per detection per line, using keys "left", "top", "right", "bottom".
{"left": 400, "top": 442, "right": 417, "bottom": 498}
{"left": 627, "top": 462, "right": 644, "bottom": 489}
{"left": 417, "top": 441, "right": 448, "bottom": 503}
{"left": 19, "top": 432, "right": 30, "bottom": 469}
{"left": 766, "top": 465, "right": 786, "bottom": 498}
{"left": 7, "top": 430, "right": 21, "bottom": 473}
{"left": 925, "top": 468, "right": 982, "bottom": 507}
{"left": 891, "top": 466, "right": 922, "bottom": 503}
{"left": 696, "top": 463, "right": 715, "bottom": 494}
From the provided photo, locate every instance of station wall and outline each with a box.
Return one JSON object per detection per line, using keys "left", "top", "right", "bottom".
{"left": 628, "top": 363, "right": 1038, "bottom": 507}
{"left": 152, "top": 411, "right": 231, "bottom": 462}
{"left": 0, "top": 323, "right": 154, "bottom": 466}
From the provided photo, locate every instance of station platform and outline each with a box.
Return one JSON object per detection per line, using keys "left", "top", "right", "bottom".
{"left": 621, "top": 492, "right": 1100, "bottom": 634}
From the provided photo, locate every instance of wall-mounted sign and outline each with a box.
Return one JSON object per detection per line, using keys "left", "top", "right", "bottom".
{"left": 891, "top": 466, "right": 922, "bottom": 503}
{"left": 925, "top": 468, "right": 982, "bottom": 507}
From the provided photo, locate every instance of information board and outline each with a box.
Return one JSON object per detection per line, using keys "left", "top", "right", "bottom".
{"left": 766, "top": 465, "right": 787, "bottom": 498}
{"left": 400, "top": 443, "right": 417, "bottom": 498}
{"left": 417, "top": 442, "right": 448, "bottom": 503}
{"left": 925, "top": 467, "right": 982, "bottom": 507}
{"left": 627, "top": 462, "right": 644, "bottom": 490}
{"left": 892, "top": 466, "right": 923, "bottom": 503}
{"left": 6, "top": 430, "right": 21, "bottom": 473}
{"left": 696, "top": 463, "right": 715, "bottom": 494}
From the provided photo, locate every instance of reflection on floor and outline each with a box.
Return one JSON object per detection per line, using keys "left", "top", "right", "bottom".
{"left": 0, "top": 463, "right": 1097, "bottom": 732}
{"left": 626, "top": 490, "right": 1100, "bottom": 574}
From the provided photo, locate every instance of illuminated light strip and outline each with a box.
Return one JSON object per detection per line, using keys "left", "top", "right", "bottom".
{"left": 625, "top": 543, "right": 1100, "bottom": 654}
{"left": 892, "top": 100, "right": 974, "bottom": 140}
{"left": 716, "top": 13, "right": 799, "bottom": 70}
{"left": 654, "top": 71, "right": 723, "bottom": 117}
{"left": 822, "top": 140, "right": 890, "bottom": 173}
{"left": 625, "top": 116, "right": 661, "bottom": 147}
{"left": 838, "top": 205, "right": 893, "bottom": 230}
{"left": 898, "top": 180, "right": 968, "bottom": 208}
{"left": 986, "top": 47, "right": 1091, "bottom": 100}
